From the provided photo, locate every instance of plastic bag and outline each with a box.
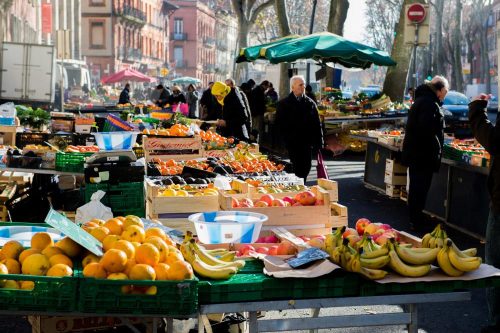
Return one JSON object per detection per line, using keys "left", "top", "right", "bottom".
{"left": 0, "top": 102, "right": 16, "bottom": 125}
{"left": 75, "top": 190, "right": 113, "bottom": 224}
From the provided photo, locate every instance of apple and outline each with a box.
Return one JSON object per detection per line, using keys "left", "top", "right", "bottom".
{"left": 231, "top": 198, "right": 240, "bottom": 208}
{"left": 254, "top": 200, "right": 269, "bottom": 207}
{"left": 299, "top": 236, "right": 311, "bottom": 242}
{"left": 259, "top": 194, "right": 274, "bottom": 206}
{"left": 282, "top": 196, "right": 295, "bottom": 205}
{"left": 264, "top": 235, "right": 279, "bottom": 243}
{"left": 277, "top": 241, "right": 297, "bottom": 255}
{"left": 256, "top": 247, "right": 269, "bottom": 254}
{"left": 355, "top": 218, "right": 371, "bottom": 235}
{"left": 342, "top": 227, "right": 359, "bottom": 239}
{"left": 292, "top": 202, "right": 303, "bottom": 206}
{"left": 239, "top": 198, "right": 254, "bottom": 208}
{"left": 364, "top": 223, "right": 380, "bottom": 236}
{"left": 374, "top": 232, "right": 394, "bottom": 246}
{"left": 255, "top": 237, "right": 266, "bottom": 243}
{"left": 346, "top": 234, "right": 361, "bottom": 247}
{"left": 268, "top": 245, "right": 279, "bottom": 255}
{"left": 307, "top": 238, "right": 325, "bottom": 250}
{"left": 297, "top": 191, "right": 317, "bottom": 206}
{"left": 314, "top": 199, "right": 325, "bottom": 206}
{"left": 239, "top": 244, "right": 255, "bottom": 256}
{"left": 271, "top": 199, "right": 286, "bottom": 207}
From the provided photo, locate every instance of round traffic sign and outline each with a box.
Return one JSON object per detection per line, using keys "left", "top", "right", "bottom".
{"left": 407, "top": 3, "right": 426, "bottom": 24}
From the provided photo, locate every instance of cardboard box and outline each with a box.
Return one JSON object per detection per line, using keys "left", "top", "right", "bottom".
{"left": 384, "top": 172, "right": 407, "bottom": 186}
{"left": 386, "top": 184, "right": 402, "bottom": 198}
{"left": 385, "top": 159, "right": 407, "bottom": 174}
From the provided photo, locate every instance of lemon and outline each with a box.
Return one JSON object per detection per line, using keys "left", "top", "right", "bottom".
{"left": 176, "top": 190, "right": 189, "bottom": 197}
{"left": 162, "top": 189, "right": 177, "bottom": 197}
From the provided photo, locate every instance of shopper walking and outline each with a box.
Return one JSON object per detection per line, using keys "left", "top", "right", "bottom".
{"left": 469, "top": 94, "right": 500, "bottom": 333}
{"left": 118, "top": 83, "right": 131, "bottom": 105}
{"left": 186, "top": 84, "right": 200, "bottom": 118}
{"left": 169, "top": 86, "right": 187, "bottom": 105}
{"left": 401, "top": 75, "right": 449, "bottom": 231}
{"left": 276, "top": 75, "right": 323, "bottom": 181}
{"left": 211, "top": 81, "right": 250, "bottom": 141}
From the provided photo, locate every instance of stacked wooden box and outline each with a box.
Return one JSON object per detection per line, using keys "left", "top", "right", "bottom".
{"left": 384, "top": 159, "right": 407, "bottom": 198}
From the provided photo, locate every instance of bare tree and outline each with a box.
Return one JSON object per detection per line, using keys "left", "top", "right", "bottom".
{"left": 450, "top": 0, "right": 464, "bottom": 92}
{"left": 325, "top": 0, "right": 350, "bottom": 85}
{"left": 275, "top": 0, "right": 292, "bottom": 98}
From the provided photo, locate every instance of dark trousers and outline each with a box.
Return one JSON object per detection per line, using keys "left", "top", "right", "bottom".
{"left": 287, "top": 145, "right": 312, "bottom": 181}
{"left": 486, "top": 209, "right": 500, "bottom": 325}
{"left": 408, "top": 166, "right": 434, "bottom": 226}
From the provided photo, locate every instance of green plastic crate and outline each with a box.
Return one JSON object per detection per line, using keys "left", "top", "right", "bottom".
{"left": 85, "top": 182, "right": 145, "bottom": 217}
{"left": 77, "top": 272, "right": 198, "bottom": 315}
{"left": 55, "top": 152, "right": 94, "bottom": 173}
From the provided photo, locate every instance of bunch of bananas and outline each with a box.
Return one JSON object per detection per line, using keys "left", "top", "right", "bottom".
{"left": 387, "top": 239, "right": 432, "bottom": 277}
{"left": 233, "top": 149, "right": 265, "bottom": 162}
{"left": 180, "top": 233, "right": 245, "bottom": 280}
{"left": 421, "top": 224, "right": 448, "bottom": 248}
{"left": 437, "top": 239, "right": 481, "bottom": 277}
{"left": 324, "top": 226, "right": 346, "bottom": 259}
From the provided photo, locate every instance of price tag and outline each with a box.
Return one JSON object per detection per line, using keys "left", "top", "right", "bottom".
{"left": 45, "top": 209, "right": 103, "bottom": 256}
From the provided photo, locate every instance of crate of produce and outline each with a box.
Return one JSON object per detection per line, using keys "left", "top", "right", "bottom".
{"left": 15, "top": 133, "right": 50, "bottom": 149}
{"left": 77, "top": 273, "right": 198, "bottom": 315}
{"left": 316, "top": 178, "right": 338, "bottom": 202}
{"left": 220, "top": 186, "right": 334, "bottom": 237}
{"left": 330, "top": 202, "right": 348, "bottom": 228}
{"left": 55, "top": 152, "right": 94, "bottom": 173}
{"left": 85, "top": 182, "right": 145, "bottom": 217}
{"left": 143, "top": 135, "right": 203, "bottom": 162}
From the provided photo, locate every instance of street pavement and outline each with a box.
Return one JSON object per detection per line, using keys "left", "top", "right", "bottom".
{"left": 0, "top": 154, "right": 489, "bottom": 332}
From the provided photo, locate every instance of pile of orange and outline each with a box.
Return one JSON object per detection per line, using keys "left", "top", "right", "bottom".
{"left": 81, "top": 215, "right": 194, "bottom": 294}
{"left": 200, "top": 130, "right": 234, "bottom": 150}
{"left": 151, "top": 158, "right": 212, "bottom": 176}
{"left": 223, "top": 159, "right": 284, "bottom": 174}
{"left": 0, "top": 232, "right": 83, "bottom": 290}
{"left": 143, "top": 124, "right": 190, "bottom": 137}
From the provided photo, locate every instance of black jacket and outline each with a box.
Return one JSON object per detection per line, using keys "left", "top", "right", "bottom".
{"left": 250, "top": 86, "right": 267, "bottom": 117}
{"left": 169, "top": 92, "right": 186, "bottom": 105}
{"left": 118, "top": 88, "right": 130, "bottom": 104}
{"left": 221, "top": 88, "right": 249, "bottom": 141}
{"left": 155, "top": 89, "right": 170, "bottom": 108}
{"left": 469, "top": 99, "right": 500, "bottom": 213}
{"left": 276, "top": 93, "right": 323, "bottom": 150}
{"left": 401, "top": 84, "right": 444, "bottom": 172}
{"left": 200, "top": 88, "right": 222, "bottom": 120}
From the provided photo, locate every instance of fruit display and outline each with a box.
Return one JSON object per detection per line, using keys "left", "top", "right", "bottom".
{"left": 180, "top": 232, "right": 245, "bottom": 280}
{"left": 65, "top": 145, "right": 100, "bottom": 153}
{"left": 231, "top": 191, "right": 323, "bottom": 208}
{"left": 157, "top": 184, "right": 219, "bottom": 197}
{"left": 142, "top": 123, "right": 193, "bottom": 137}
{"left": 251, "top": 184, "right": 307, "bottom": 194}
{"left": 80, "top": 216, "right": 195, "bottom": 293}
{"left": 443, "top": 139, "right": 490, "bottom": 167}
{"left": 147, "top": 175, "right": 214, "bottom": 186}
{"left": 200, "top": 130, "right": 235, "bottom": 150}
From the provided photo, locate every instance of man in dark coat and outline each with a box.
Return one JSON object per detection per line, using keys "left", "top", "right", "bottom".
{"left": 211, "top": 81, "right": 249, "bottom": 141}
{"left": 153, "top": 84, "right": 170, "bottom": 108}
{"left": 226, "top": 78, "right": 252, "bottom": 140}
{"left": 250, "top": 80, "right": 270, "bottom": 144}
{"left": 276, "top": 75, "right": 323, "bottom": 181}
{"left": 401, "top": 76, "right": 449, "bottom": 231}
{"left": 469, "top": 94, "right": 500, "bottom": 333}
{"left": 200, "top": 82, "right": 222, "bottom": 121}
{"left": 118, "top": 83, "right": 131, "bottom": 104}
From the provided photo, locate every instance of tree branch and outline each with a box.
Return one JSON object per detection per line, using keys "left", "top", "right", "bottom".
{"left": 249, "top": 0, "right": 275, "bottom": 24}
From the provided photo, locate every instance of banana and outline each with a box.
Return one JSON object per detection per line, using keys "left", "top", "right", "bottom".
{"left": 350, "top": 254, "right": 361, "bottom": 273}
{"left": 428, "top": 236, "right": 436, "bottom": 249}
{"left": 205, "top": 248, "right": 230, "bottom": 255}
{"left": 360, "top": 255, "right": 390, "bottom": 269}
{"left": 461, "top": 248, "right": 478, "bottom": 257}
{"left": 421, "top": 233, "right": 432, "bottom": 248}
{"left": 329, "top": 246, "right": 341, "bottom": 264}
{"left": 395, "top": 244, "right": 439, "bottom": 265}
{"left": 360, "top": 245, "right": 389, "bottom": 259}
{"left": 387, "top": 243, "right": 431, "bottom": 277}
{"left": 359, "top": 267, "right": 389, "bottom": 280}
{"left": 437, "top": 245, "right": 464, "bottom": 277}
{"left": 447, "top": 241, "right": 481, "bottom": 272}
{"left": 218, "top": 251, "right": 237, "bottom": 262}
{"left": 189, "top": 240, "right": 245, "bottom": 269}
{"left": 190, "top": 253, "right": 238, "bottom": 280}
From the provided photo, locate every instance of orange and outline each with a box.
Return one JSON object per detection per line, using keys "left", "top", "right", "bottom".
{"left": 154, "top": 263, "right": 170, "bottom": 280}
{"left": 135, "top": 243, "right": 160, "bottom": 266}
{"left": 83, "top": 221, "right": 99, "bottom": 228}
{"left": 115, "top": 216, "right": 126, "bottom": 223}
{"left": 20, "top": 280, "right": 34, "bottom": 290}
{"left": 145, "top": 227, "right": 167, "bottom": 241}
{"left": 107, "top": 272, "right": 128, "bottom": 280}
{"left": 21, "top": 254, "right": 50, "bottom": 276}
{"left": 129, "top": 264, "right": 156, "bottom": 280}
{"left": 3, "top": 280, "right": 18, "bottom": 289}
{"left": 49, "top": 254, "right": 73, "bottom": 268}
{"left": 19, "top": 248, "right": 41, "bottom": 264}
{"left": 123, "top": 259, "right": 136, "bottom": 276}
{"left": 102, "top": 235, "right": 121, "bottom": 252}
{"left": 112, "top": 240, "right": 135, "bottom": 259}
{"left": 82, "top": 262, "right": 107, "bottom": 279}
{"left": 41, "top": 246, "right": 64, "bottom": 258}
{"left": 55, "top": 237, "right": 82, "bottom": 258}
{"left": 90, "top": 226, "right": 110, "bottom": 242}
{"left": 100, "top": 249, "right": 127, "bottom": 273}
{"left": 46, "top": 263, "right": 73, "bottom": 277}
{"left": 90, "top": 218, "right": 106, "bottom": 226}
{"left": 123, "top": 215, "right": 144, "bottom": 229}
{"left": 167, "top": 260, "right": 194, "bottom": 280}
{"left": 104, "top": 218, "right": 124, "bottom": 235}
{"left": 1, "top": 258, "right": 20, "bottom": 274}
{"left": 121, "top": 225, "right": 145, "bottom": 243}
{"left": 145, "top": 286, "right": 157, "bottom": 295}
{"left": 1, "top": 240, "right": 24, "bottom": 260}
{"left": 144, "top": 237, "right": 169, "bottom": 262}
{"left": 31, "top": 232, "right": 54, "bottom": 250}
{"left": 164, "top": 250, "right": 184, "bottom": 265}
{"left": 82, "top": 253, "right": 101, "bottom": 268}
{"left": 131, "top": 242, "right": 141, "bottom": 249}
{"left": 82, "top": 226, "right": 96, "bottom": 234}
{"left": 163, "top": 235, "right": 175, "bottom": 247}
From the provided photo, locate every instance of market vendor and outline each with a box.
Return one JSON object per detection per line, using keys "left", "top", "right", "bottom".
{"left": 153, "top": 84, "right": 170, "bottom": 108}
{"left": 118, "top": 83, "right": 131, "bottom": 105}
{"left": 211, "top": 81, "right": 250, "bottom": 142}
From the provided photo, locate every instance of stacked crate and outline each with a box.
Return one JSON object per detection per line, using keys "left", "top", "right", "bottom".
{"left": 384, "top": 159, "right": 407, "bottom": 198}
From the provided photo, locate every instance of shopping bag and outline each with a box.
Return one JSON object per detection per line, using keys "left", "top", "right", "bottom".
{"left": 316, "top": 150, "right": 329, "bottom": 180}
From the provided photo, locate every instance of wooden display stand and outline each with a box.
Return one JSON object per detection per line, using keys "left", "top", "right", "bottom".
{"left": 143, "top": 135, "right": 203, "bottom": 162}
{"left": 0, "top": 125, "right": 18, "bottom": 146}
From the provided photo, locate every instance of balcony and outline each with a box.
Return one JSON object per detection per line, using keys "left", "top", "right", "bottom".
{"left": 115, "top": 5, "right": 146, "bottom": 26}
{"left": 203, "top": 64, "right": 215, "bottom": 73}
{"left": 171, "top": 32, "right": 188, "bottom": 41}
{"left": 175, "top": 60, "right": 188, "bottom": 69}
{"left": 125, "top": 48, "right": 142, "bottom": 62}
{"left": 203, "top": 36, "right": 216, "bottom": 47}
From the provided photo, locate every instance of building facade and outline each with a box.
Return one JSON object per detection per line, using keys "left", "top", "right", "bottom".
{"left": 214, "top": 9, "right": 237, "bottom": 83}
{"left": 81, "top": 0, "right": 174, "bottom": 84}
{"left": 1, "top": 1, "right": 38, "bottom": 44}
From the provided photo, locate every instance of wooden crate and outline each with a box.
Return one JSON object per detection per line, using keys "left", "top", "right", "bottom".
{"left": 384, "top": 171, "right": 407, "bottom": 186}
{"left": 385, "top": 159, "right": 407, "bottom": 173}
{"left": 143, "top": 135, "right": 203, "bottom": 162}
{"left": 0, "top": 171, "right": 31, "bottom": 185}
{"left": 400, "top": 187, "right": 408, "bottom": 202}
{"left": 330, "top": 202, "right": 348, "bottom": 229}
{"left": 317, "top": 178, "right": 339, "bottom": 202}
{"left": 202, "top": 148, "right": 234, "bottom": 158}
{"left": 396, "top": 230, "right": 421, "bottom": 247}
{"left": 386, "top": 184, "right": 402, "bottom": 198}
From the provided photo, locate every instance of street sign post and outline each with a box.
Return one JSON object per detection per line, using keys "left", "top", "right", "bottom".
{"left": 407, "top": 3, "right": 426, "bottom": 23}
{"left": 403, "top": 4, "right": 430, "bottom": 89}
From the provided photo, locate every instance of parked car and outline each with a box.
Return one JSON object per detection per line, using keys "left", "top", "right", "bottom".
{"left": 487, "top": 95, "right": 498, "bottom": 112}
{"left": 359, "top": 85, "right": 381, "bottom": 98}
{"left": 442, "top": 91, "right": 471, "bottom": 138}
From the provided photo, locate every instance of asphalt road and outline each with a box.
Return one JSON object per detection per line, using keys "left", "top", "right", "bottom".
{"left": 0, "top": 153, "right": 489, "bottom": 333}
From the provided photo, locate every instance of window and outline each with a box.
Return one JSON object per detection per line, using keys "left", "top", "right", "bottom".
{"left": 174, "top": 47, "right": 183, "bottom": 66}
{"left": 174, "top": 18, "right": 183, "bottom": 34}
{"left": 89, "top": 0, "right": 105, "bottom": 6}
{"left": 90, "top": 21, "right": 105, "bottom": 49}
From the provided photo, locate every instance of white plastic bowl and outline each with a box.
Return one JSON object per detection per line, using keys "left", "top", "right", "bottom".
{"left": 93, "top": 132, "right": 139, "bottom": 150}
{"left": 188, "top": 211, "right": 267, "bottom": 244}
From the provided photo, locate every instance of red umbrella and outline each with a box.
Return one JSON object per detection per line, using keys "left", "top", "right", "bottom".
{"left": 101, "top": 68, "right": 155, "bottom": 84}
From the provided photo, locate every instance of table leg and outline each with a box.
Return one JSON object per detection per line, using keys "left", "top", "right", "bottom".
{"left": 198, "top": 314, "right": 204, "bottom": 333}
{"left": 249, "top": 311, "right": 258, "bottom": 333}
{"left": 309, "top": 308, "right": 321, "bottom": 333}
{"left": 407, "top": 303, "right": 418, "bottom": 333}
{"left": 166, "top": 317, "right": 173, "bottom": 332}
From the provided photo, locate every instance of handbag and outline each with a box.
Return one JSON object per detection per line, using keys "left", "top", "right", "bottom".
{"left": 316, "top": 150, "right": 329, "bottom": 180}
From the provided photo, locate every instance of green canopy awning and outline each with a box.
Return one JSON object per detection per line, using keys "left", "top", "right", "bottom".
{"left": 235, "top": 35, "right": 300, "bottom": 63}
{"left": 171, "top": 76, "right": 201, "bottom": 85}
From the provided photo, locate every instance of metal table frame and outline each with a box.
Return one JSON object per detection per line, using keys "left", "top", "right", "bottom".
{"left": 198, "top": 291, "right": 471, "bottom": 333}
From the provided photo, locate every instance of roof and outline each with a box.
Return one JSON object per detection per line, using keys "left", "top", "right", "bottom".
{"left": 161, "top": 1, "right": 179, "bottom": 15}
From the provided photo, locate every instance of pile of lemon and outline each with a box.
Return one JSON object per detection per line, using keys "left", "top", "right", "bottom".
{"left": 158, "top": 185, "right": 218, "bottom": 197}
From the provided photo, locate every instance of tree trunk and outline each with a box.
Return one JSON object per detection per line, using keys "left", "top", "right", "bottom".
{"left": 326, "top": 0, "right": 349, "bottom": 86}
{"left": 433, "top": 0, "right": 446, "bottom": 76}
{"left": 383, "top": 0, "right": 425, "bottom": 102}
{"left": 235, "top": 21, "right": 250, "bottom": 83}
{"left": 451, "top": 0, "right": 463, "bottom": 92}
{"left": 275, "top": 0, "right": 292, "bottom": 98}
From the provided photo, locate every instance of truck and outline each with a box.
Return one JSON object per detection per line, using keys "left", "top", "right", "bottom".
{"left": 0, "top": 42, "right": 55, "bottom": 103}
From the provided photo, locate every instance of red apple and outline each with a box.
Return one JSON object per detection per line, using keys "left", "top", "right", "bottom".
{"left": 282, "top": 196, "right": 295, "bottom": 205}
{"left": 239, "top": 198, "right": 254, "bottom": 208}
{"left": 364, "top": 223, "right": 380, "bottom": 236}
{"left": 355, "top": 218, "right": 371, "bottom": 235}
{"left": 272, "top": 199, "right": 286, "bottom": 207}
{"left": 342, "top": 227, "right": 359, "bottom": 239}
{"left": 255, "top": 200, "right": 269, "bottom": 207}
{"left": 268, "top": 245, "right": 279, "bottom": 255}
{"left": 346, "top": 234, "right": 361, "bottom": 247}
{"left": 256, "top": 247, "right": 269, "bottom": 254}
{"left": 255, "top": 237, "right": 266, "bottom": 243}
{"left": 307, "top": 238, "right": 325, "bottom": 249}
{"left": 374, "top": 232, "right": 394, "bottom": 246}
{"left": 297, "top": 191, "right": 317, "bottom": 206}
{"left": 264, "top": 235, "right": 279, "bottom": 243}
{"left": 259, "top": 194, "right": 274, "bottom": 206}
{"left": 314, "top": 199, "right": 325, "bottom": 206}
{"left": 277, "top": 241, "right": 297, "bottom": 255}
{"left": 231, "top": 198, "right": 240, "bottom": 208}
{"left": 239, "top": 244, "right": 255, "bottom": 256}
{"left": 292, "top": 202, "right": 303, "bottom": 206}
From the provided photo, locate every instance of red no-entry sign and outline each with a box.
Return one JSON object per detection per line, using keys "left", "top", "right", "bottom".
{"left": 407, "top": 3, "right": 426, "bottom": 24}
